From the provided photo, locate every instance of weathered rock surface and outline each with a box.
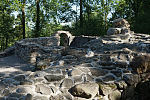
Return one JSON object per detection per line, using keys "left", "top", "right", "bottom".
{"left": 108, "top": 90, "right": 121, "bottom": 100}
{"left": 99, "top": 83, "right": 117, "bottom": 96}
{"left": 69, "top": 83, "right": 99, "bottom": 99}
{"left": 60, "top": 78, "right": 74, "bottom": 88}
{"left": 35, "top": 84, "right": 52, "bottom": 95}
{"left": 44, "top": 75, "right": 65, "bottom": 82}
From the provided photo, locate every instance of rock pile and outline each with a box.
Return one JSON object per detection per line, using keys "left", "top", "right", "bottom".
{"left": 107, "top": 18, "right": 132, "bottom": 35}
{"left": 0, "top": 18, "right": 150, "bottom": 100}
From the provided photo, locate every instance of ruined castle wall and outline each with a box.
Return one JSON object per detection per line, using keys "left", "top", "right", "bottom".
{"left": 15, "top": 31, "right": 98, "bottom": 64}
{"left": 15, "top": 36, "right": 60, "bottom": 64}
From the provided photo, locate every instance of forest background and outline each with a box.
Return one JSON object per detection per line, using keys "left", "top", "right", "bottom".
{"left": 0, "top": 0, "right": 150, "bottom": 51}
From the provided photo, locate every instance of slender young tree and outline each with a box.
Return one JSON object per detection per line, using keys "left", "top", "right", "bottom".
{"left": 80, "top": 0, "right": 83, "bottom": 29}
{"left": 35, "top": 0, "right": 40, "bottom": 37}
{"left": 21, "top": 0, "right": 26, "bottom": 39}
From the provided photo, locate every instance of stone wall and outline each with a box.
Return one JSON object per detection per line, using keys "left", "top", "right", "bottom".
{"left": 15, "top": 31, "right": 74, "bottom": 64}
{"left": 15, "top": 37, "right": 60, "bottom": 63}
{"left": 15, "top": 31, "right": 98, "bottom": 64}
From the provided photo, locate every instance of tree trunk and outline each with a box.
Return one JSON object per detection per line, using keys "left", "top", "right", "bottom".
{"left": 2, "top": 38, "right": 5, "bottom": 51}
{"left": 0, "top": 37, "right": 4, "bottom": 51}
{"left": 35, "top": 0, "right": 40, "bottom": 37}
{"left": 80, "top": 0, "right": 83, "bottom": 29}
{"left": 5, "top": 37, "right": 8, "bottom": 49}
{"left": 87, "top": 0, "right": 90, "bottom": 22}
{"left": 104, "top": 0, "right": 108, "bottom": 32}
{"left": 22, "top": 0, "right": 26, "bottom": 39}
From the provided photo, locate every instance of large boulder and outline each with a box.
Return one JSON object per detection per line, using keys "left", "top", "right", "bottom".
{"left": 121, "top": 80, "right": 150, "bottom": 100}
{"left": 108, "top": 90, "right": 121, "bottom": 100}
{"left": 69, "top": 82, "right": 99, "bottom": 99}
{"left": 98, "top": 83, "right": 117, "bottom": 96}
{"left": 121, "top": 86, "right": 136, "bottom": 100}
{"left": 130, "top": 55, "right": 150, "bottom": 74}
{"left": 44, "top": 75, "right": 65, "bottom": 82}
{"left": 107, "top": 18, "right": 132, "bottom": 35}
{"left": 107, "top": 28, "right": 122, "bottom": 35}
{"left": 35, "top": 84, "right": 52, "bottom": 95}
{"left": 113, "top": 18, "right": 130, "bottom": 28}
{"left": 60, "top": 78, "right": 74, "bottom": 89}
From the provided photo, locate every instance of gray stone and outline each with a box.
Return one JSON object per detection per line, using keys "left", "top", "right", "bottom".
{"left": 13, "top": 75, "right": 25, "bottom": 81}
{"left": 35, "top": 84, "right": 52, "bottom": 95}
{"left": 44, "top": 75, "right": 65, "bottom": 82}
{"left": 95, "top": 78, "right": 103, "bottom": 83}
{"left": 34, "top": 71, "right": 47, "bottom": 77}
{"left": 44, "top": 68, "right": 62, "bottom": 75}
{"left": 115, "top": 81, "right": 127, "bottom": 90}
{"left": 115, "top": 61, "right": 128, "bottom": 68}
{"left": 79, "top": 63, "right": 92, "bottom": 67}
{"left": 3, "top": 78, "right": 16, "bottom": 84}
{"left": 49, "top": 95, "right": 64, "bottom": 100}
{"left": 98, "top": 83, "right": 117, "bottom": 96}
{"left": 6, "top": 97, "right": 18, "bottom": 100}
{"left": 102, "top": 75, "right": 116, "bottom": 82}
{"left": 113, "top": 18, "right": 130, "bottom": 28}
{"left": 108, "top": 90, "right": 121, "bottom": 100}
{"left": 123, "top": 74, "right": 141, "bottom": 85}
{"left": 0, "top": 97, "right": 5, "bottom": 100}
{"left": 20, "top": 80, "right": 33, "bottom": 85}
{"left": 19, "top": 96, "right": 26, "bottom": 100}
{"left": 111, "top": 70, "right": 122, "bottom": 77}
{"left": 49, "top": 86, "right": 58, "bottom": 94}
{"left": 60, "top": 78, "right": 74, "bottom": 88}
{"left": 16, "top": 86, "right": 33, "bottom": 94}
{"left": 121, "top": 86, "right": 135, "bottom": 100}
{"left": 61, "top": 90, "right": 73, "bottom": 100}
{"left": 36, "top": 60, "right": 48, "bottom": 70}
{"left": 69, "top": 83, "right": 99, "bottom": 99}
{"left": 85, "top": 74, "right": 94, "bottom": 82}
{"left": 100, "top": 55, "right": 111, "bottom": 62}
{"left": 2, "top": 89, "right": 10, "bottom": 96}
{"left": 85, "top": 49, "right": 94, "bottom": 57}
{"left": 25, "top": 94, "right": 32, "bottom": 100}
{"left": 33, "top": 77, "right": 44, "bottom": 83}
{"left": 118, "top": 54, "right": 128, "bottom": 61}
{"left": 33, "top": 96, "right": 49, "bottom": 100}
{"left": 130, "top": 55, "right": 150, "bottom": 74}
{"left": 69, "top": 36, "right": 94, "bottom": 48}
{"left": 74, "top": 97, "right": 88, "bottom": 100}
{"left": 8, "top": 93, "right": 24, "bottom": 98}
{"left": 99, "top": 61, "right": 114, "bottom": 66}
{"left": 0, "top": 46, "right": 15, "bottom": 57}
{"left": 101, "top": 66, "right": 117, "bottom": 70}
{"left": 73, "top": 75, "right": 83, "bottom": 83}
{"left": 77, "top": 67, "right": 91, "bottom": 74}
{"left": 70, "top": 68, "right": 83, "bottom": 76}
{"left": 89, "top": 68, "right": 108, "bottom": 77}
{"left": 107, "top": 28, "right": 121, "bottom": 35}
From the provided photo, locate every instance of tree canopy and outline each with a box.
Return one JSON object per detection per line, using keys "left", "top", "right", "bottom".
{"left": 0, "top": 0, "right": 150, "bottom": 51}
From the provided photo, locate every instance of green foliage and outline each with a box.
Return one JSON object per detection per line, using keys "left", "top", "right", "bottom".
{"left": 1, "top": 0, "right": 150, "bottom": 51}
{"left": 133, "top": 0, "right": 150, "bottom": 34}
{"left": 71, "top": 12, "right": 106, "bottom": 36}
{"left": 0, "top": 0, "right": 15, "bottom": 50}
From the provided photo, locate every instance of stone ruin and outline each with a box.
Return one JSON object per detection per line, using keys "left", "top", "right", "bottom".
{"left": 14, "top": 31, "right": 96, "bottom": 65}
{"left": 1, "top": 18, "right": 150, "bottom": 100}
{"left": 107, "top": 18, "right": 132, "bottom": 35}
